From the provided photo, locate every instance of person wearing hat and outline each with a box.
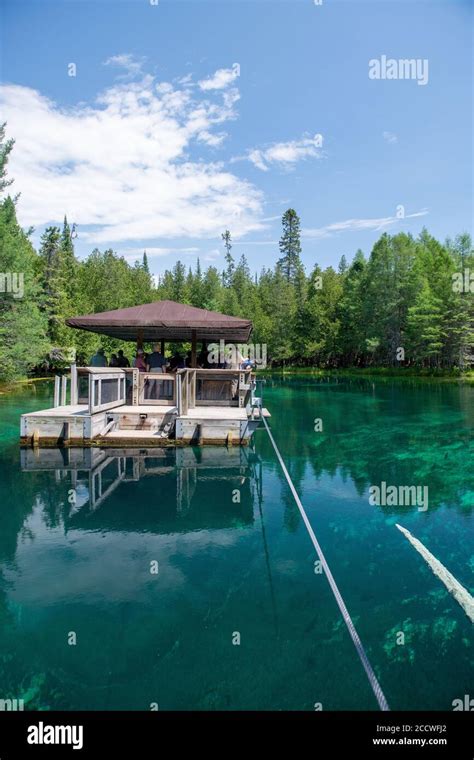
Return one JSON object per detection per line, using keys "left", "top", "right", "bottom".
{"left": 134, "top": 348, "right": 147, "bottom": 372}
{"left": 90, "top": 347, "right": 108, "bottom": 367}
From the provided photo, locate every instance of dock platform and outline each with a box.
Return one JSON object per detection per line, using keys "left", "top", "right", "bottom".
{"left": 20, "top": 367, "right": 269, "bottom": 447}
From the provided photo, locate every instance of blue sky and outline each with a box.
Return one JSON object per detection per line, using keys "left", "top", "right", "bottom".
{"left": 0, "top": 0, "right": 472, "bottom": 276}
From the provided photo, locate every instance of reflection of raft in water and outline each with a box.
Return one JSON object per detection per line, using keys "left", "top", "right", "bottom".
{"left": 21, "top": 446, "right": 262, "bottom": 532}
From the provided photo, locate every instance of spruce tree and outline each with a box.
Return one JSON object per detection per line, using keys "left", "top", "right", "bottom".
{"left": 278, "top": 208, "right": 302, "bottom": 283}
{"left": 222, "top": 230, "right": 235, "bottom": 288}
{"left": 0, "top": 123, "right": 14, "bottom": 194}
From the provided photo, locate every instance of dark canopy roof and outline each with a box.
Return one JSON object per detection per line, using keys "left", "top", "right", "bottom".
{"left": 66, "top": 300, "right": 252, "bottom": 343}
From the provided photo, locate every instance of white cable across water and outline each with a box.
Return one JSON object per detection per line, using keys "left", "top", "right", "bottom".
{"left": 261, "top": 414, "right": 390, "bottom": 711}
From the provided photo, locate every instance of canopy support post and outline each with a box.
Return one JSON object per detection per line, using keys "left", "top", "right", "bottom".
{"left": 191, "top": 330, "right": 197, "bottom": 368}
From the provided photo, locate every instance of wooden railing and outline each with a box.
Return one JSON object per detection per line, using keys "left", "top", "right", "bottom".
{"left": 138, "top": 372, "right": 176, "bottom": 405}
{"left": 176, "top": 368, "right": 253, "bottom": 412}
{"left": 64, "top": 365, "right": 254, "bottom": 415}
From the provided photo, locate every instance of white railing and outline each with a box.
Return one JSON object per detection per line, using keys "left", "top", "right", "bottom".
{"left": 138, "top": 372, "right": 176, "bottom": 405}
{"left": 176, "top": 368, "right": 253, "bottom": 411}
{"left": 88, "top": 370, "right": 127, "bottom": 414}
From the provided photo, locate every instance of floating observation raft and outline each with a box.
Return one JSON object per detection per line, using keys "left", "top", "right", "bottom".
{"left": 20, "top": 366, "right": 269, "bottom": 447}
{"left": 20, "top": 300, "right": 270, "bottom": 448}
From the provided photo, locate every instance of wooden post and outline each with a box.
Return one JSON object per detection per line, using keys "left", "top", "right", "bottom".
{"left": 191, "top": 330, "right": 197, "bottom": 368}
{"left": 132, "top": 369, "right": 139, "bottom": 406}
{"left": 70, "top": 363, "right": 77, "bottom": 405}
{"left": 88, "top": 373, "right": 93, "bottom": 414}
{"left": 61, "top": 375, "right": 67, "bottom": 406}
{"left": 54, "top": 376, "right": 60, "bottom": 408}
{"left": 160, "top": 340, "right": 165, "bottom": 356}
{"left": 176, "top": 372, "right": 182, "bottom": 416}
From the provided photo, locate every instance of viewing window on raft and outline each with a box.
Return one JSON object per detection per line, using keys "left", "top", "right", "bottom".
{"left": 101, "top": 378, "right": 121, "bottom": 405}
{"left": 142, "top": 378, "right": 174, "bottom": 402}
{"left": 78, "top": 375, "right": 89, "bottom": 404}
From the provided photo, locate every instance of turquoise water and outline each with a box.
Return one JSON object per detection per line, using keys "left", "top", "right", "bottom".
{"left": 0, "top": 377, "right": 472, "bottom": 710}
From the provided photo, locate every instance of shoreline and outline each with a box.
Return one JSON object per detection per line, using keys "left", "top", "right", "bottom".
{"left": 258, "top": 367, "right": 474, "bottom": 383}
{"left": 1, "top": 368, "right": 473, "bottom": 396}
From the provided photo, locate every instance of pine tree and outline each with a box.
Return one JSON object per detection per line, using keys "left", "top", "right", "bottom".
{"left": 222, "top": 230, "right": 235, "bottom": 288}
{"left": 0, "top": 123, "right": 14, "bottom": 194}
{"left": 170, "top": 261, "right": 188, "bottom": 303}
{"left": 38, "top": 226, "right": 72, "bottom": 345}
{"left": 201, "top": 266, "right": 223, "bottom": 312}
{"left": 293, "top": 263, "right": 308, "bottom": 359}
{"left": 338, "top": 255, "right": 348, "bottom": 274}
{"left": 278, "top": 209, "right": 302, "bottom": 283}
{"left": 406, "top": 280, "right": 444, "bottom": 366}
{"left": 0, "top": 197, "right": 49, "bottom": 379}
{"left": 190, "top": 258, "right": 204, "bottom": 307}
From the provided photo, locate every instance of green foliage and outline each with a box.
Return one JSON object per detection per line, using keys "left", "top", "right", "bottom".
{"left": 0, "top": 198, "right": 49, "bottom": 381}
{"left": 0, "top": 133, "right": 472, "bottom": 381}
{"left": 0, "top": 123, "right": 14, "bottom": 194}
{"left": 277, "top": 208, "right": 302, "bottom": 283}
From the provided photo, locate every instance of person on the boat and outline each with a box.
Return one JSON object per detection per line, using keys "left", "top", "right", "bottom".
{"left": 116, "top": 349, "right": 130, "bottom": 368}
{"left": 169, "top": 352, "right": 186, "bottom": 371}
{"left": 133, "top": 348, "right": 147, "bottom": 372}
{"left": 109, "top": 353, "right": 119, "bottom": 367}
{"left": 197, "top": 347, "right": 210, "bottom": 369}
{"left": 90, "top": 348, "right": 107, "bottom": 367}
{"left": 147, "top": 344, "right": 167, "bottom": 373}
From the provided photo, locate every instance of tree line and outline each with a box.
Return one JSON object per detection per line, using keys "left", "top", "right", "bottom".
{"left": 0, "top": 124, "right": 472, "bottom": 381}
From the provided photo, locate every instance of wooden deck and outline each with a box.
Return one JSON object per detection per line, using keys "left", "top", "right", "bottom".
{"left": 20, "top": 366, "right": 269, "bottom": 447}
{"left": 183, "top": 407, "right": 247, "bottom": 420}
{"left": 22, "top": 404, "right": 90, "bottom": 417}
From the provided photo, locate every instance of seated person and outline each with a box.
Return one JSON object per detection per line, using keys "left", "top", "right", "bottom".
{"left": 90, "top": 348, "right": 108, "bottom": 367}
{"left": 109, "top": 353, "right": 119, "bottom": 367}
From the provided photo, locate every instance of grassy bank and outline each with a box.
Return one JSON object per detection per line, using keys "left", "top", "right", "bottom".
{"left": 0, "top": 377, "right": 52, "bottom": 395}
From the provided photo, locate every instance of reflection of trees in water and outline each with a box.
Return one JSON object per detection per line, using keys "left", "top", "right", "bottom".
{"left": 0, "top": 447, "right": 39, "bottom": 563}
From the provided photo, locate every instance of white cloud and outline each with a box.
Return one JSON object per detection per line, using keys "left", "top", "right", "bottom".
{"left": 0, "top": 73, "right": 264, "bottom": 246}
{"left": 303, "top": 209, "right": 429, "bottom": 239}
{"left": 103, "top": 53, "right": 145, "bottom": 80}
{"left": 233, "top": 240, "right": 277, "bottom": 246}
{"left": 202, "top": 248, "right": 220, "bottom": 262}
{"left": 198, "top": 66, "right": 239, "bottom": 91}
{"left": 383, "top": 131, "right": 398, "bottom": 144}
{"left": 240, "top": 134, "right": 324, "bottom": 171}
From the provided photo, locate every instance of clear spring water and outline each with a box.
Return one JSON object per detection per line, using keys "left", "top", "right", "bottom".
{"left": 0, "top": 376, "right": 472, "bottom": 710}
